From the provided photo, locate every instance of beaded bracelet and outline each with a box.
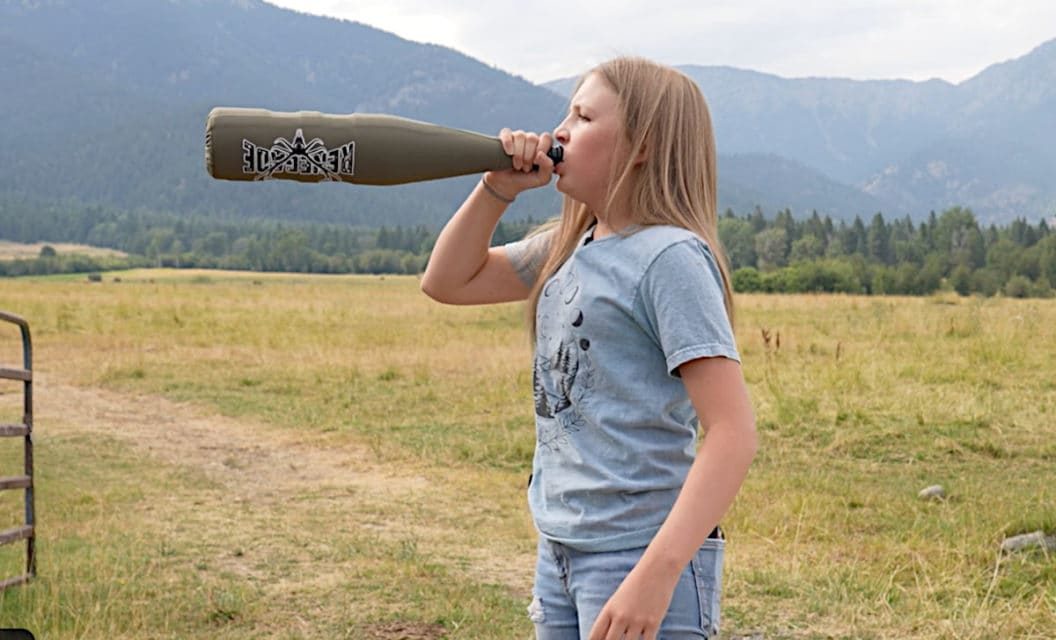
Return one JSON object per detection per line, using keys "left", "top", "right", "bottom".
{"left": 480, "top": 177, "right": 515, "bottom": 204}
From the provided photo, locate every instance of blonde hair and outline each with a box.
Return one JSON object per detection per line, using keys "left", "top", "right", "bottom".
{"left": 527, "top": 57, "right": 735, "bottom": 337}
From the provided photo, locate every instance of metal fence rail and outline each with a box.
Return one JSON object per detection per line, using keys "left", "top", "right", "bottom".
{"left": 0, "top": 311, "right": 35, "bottom": 589}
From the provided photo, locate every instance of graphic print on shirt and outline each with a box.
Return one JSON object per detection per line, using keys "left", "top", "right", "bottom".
{"left": 534, "top": 266, "right": 595, "bottom": 452}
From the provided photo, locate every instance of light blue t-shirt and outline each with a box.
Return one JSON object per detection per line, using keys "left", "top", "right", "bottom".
{"left": 504, "top": 223, "right": 740, "bottom": 552}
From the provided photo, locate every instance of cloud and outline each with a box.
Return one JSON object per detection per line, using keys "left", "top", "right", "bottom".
{"left": 266, "top": 0, "right": 1056, "bottom": 84}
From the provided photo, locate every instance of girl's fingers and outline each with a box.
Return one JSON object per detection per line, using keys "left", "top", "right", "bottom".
{"left": 587, "top": 612, "right": 609, "bottom": 640}
{"left": 533, "top": 150, "right": 553, "bottom": 184}
{"left": 510, "top": 130, "right": 526, "bottom": 171}
{"left": 539, "top": 132, "right": 553, "bottom": 156}
{"left": 491, "top": 128, "right": 555, "bottom": 194}
{"left": 499, "top": 128, "right": 552, "bottom": 173}
{"left": 499, "top": 128, "right": 513, "bottom": 156}
{"left": 522, "top": 132, "right": 539, "bottom": 172}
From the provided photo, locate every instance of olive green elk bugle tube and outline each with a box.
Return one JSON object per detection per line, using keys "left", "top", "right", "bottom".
{"left": 205, "top": 107, "right": 563, "bottom": 186}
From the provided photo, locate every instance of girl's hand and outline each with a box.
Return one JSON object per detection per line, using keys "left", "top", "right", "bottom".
{"left": 587, "top": 563, "right": 680, "bottom": 640}
{"left": 484, "top": 128, "right": 555, "bottom": 199}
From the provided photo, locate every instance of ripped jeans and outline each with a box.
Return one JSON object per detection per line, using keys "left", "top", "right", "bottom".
{"left": 528, "top": 533, "right": 724, "bottom": 639}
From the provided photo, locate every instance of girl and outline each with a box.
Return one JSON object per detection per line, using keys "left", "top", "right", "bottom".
{"left": 420, "top": 57, "right": 757, "bottom": 640}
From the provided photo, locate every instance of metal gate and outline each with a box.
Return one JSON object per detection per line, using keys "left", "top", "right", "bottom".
{"left": 0, "top": 311, "right": 35, "bottom": 589}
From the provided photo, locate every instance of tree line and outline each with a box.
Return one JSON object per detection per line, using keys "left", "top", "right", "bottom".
{"left": 0, "top": 196, "right": 535, "bottom": 277}
{"left": 2, "top": 195, "right": 1054, "bottom": 298}
{"left": 722, "top": 207, "right": 1055, "bottom": 297}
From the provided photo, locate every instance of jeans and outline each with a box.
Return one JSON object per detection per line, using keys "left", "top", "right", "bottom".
{"left": 528, "top": 533, "right": 724, "bottom": 639}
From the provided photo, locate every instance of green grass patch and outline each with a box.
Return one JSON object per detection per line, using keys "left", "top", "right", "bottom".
{"left": 1, "top": 274, "right": 1054, "bottom": 637}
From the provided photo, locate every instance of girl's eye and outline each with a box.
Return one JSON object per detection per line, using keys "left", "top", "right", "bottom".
{"left": 578, "top": 114, "right": 591, "bottom": 122}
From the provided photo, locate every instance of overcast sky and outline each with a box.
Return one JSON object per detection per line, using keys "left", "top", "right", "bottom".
{"left": 264, "top": 1, "right": 1056, "bottom": 84}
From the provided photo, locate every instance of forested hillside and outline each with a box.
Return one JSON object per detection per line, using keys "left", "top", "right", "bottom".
{"left": 4, "top": 0, "right": 1054, "bottom": 231}
{"left": 0, "top": 0, "right": 566, "bottom": 227}
{"left": 2, "top": 0, "right": 1054, "bottom": 298}
{"left": 548, "top": 41, "right": 1056, "bottom": 224}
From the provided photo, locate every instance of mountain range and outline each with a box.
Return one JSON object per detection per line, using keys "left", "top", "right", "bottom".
{"left": 1, "top": 0, "right": 1053, "bottom": 228}
{"left": 546, "top": 43, "right": 1056, "bottom": 224}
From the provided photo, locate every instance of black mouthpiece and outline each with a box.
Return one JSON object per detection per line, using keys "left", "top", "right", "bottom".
{"left": 547, "top": 143, "right": 564, "bottom": 165}
{"left": 530, "top": 143, "right": 563, "bottom": 171}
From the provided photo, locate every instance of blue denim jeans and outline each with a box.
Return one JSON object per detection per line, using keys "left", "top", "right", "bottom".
{"left": 528, "top": 534, "right": 724, "bottom": 639}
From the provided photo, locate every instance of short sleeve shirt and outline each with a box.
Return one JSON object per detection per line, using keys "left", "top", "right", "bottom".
{"left": 504, "top": 224, "right": 739, "bottom": 552}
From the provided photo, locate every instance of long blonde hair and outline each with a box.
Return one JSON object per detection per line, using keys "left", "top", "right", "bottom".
{"left": 527, "top": 57, "right": 735, "bottom": 337}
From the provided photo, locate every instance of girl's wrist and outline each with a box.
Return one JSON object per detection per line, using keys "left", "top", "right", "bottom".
{"left": 480, "top": 174, "right": 516, "bottom": 204}
{"left": 638, "top": 545, "right": 689, "bottom": 581}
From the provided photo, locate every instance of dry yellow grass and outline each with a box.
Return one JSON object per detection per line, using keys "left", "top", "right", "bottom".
{"left": 0, "top": 241, "right": 127, "bottom": 261}
{"left": 0, "top": 270, "right": 1052, "bottom": 639}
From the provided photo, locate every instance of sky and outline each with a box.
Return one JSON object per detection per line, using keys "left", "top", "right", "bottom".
{"left": 264, "top": 1, "right": 1056, "bottom": 84}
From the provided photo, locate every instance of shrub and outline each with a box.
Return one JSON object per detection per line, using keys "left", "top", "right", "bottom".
{"left": 1003, "top": 275, "right": 1032, "bottom": 298}
{"left": 732, "top": 267, "right": 763, "bottom": 292}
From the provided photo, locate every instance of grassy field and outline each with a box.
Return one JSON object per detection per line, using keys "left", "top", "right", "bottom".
{"left": 0, "top": 269, "right": 1052, "bottom": 639}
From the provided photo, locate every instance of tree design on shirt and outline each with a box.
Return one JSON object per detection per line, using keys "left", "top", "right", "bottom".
{"left": 534, "top": 269, "right": 594, "bottom": 452}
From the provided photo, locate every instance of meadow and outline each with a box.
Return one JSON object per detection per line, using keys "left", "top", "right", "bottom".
{"left": 0, "top": 269, "right": 1052, "bottom": 639}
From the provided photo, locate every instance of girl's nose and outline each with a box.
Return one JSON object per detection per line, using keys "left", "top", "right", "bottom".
{"left": 554, "top": 127, "right": 569, "bottom": 144}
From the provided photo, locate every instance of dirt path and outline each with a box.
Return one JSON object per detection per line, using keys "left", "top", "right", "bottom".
{"left": 34, "top": 376, "right": 536, "bottom": 598}
{"left": 38, "top": 379, "right": 428, "bottom": 500}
